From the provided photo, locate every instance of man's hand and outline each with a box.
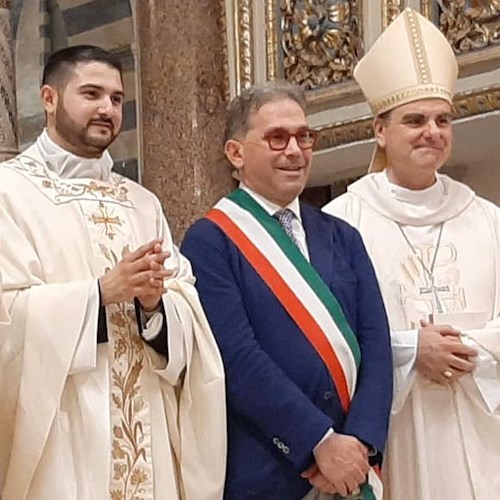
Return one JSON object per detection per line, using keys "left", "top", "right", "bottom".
{"left": 136, "top": 241, "right": 173, "bottom": 311}
{"left": 416, "top": 320, "right": 477, "bottom": 384}
{"left": 312, "top": 433, "right": 369, "bottom": 497}
{"left": 301, "top": 464, "right": 338, "bottom": 495}
{"left": 99, "top": 239, "right": 172, "bottom": 309}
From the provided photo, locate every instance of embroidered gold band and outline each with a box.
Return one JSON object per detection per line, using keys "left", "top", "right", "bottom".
{"left": 371, "top": 85, "right": 453, "bottom": 116}
{"left": 405, "top": 8, "right": 431, "bottom": 85}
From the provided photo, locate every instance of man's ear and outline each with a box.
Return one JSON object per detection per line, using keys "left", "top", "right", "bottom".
{"left": 224, "top": 139, "right": 245, "bottom": 172}
{"left": 373, "top": 117, "right": 387, "bottom": 148}
{"left": 40, "top": 84, "right": 58, "bottom": 116}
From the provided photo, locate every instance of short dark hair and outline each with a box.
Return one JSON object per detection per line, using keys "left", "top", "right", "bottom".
{"left": 224, "top": 80, "right": 307, "bottom": 143}
{"left": 42, "top": 45, "right": 123, "bottom": 88}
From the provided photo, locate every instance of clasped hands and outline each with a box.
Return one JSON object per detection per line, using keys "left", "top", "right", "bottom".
{"left": 99, "top": 238, "right": 172, "bottom": 311}
{"left": 416, "top": 319, "right": 477, "bottom": 385}
{"left": 301, "top": 433, "right": 370, "bottom": 497}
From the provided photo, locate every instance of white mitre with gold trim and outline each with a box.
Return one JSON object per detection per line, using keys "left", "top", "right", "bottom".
{"left": 354, "top": 8, "right": 458, "bottom": 171}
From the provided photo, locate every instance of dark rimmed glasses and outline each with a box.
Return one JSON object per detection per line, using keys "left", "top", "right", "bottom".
{"left": 263, "top": 127, "right": 318, "bottom": 151}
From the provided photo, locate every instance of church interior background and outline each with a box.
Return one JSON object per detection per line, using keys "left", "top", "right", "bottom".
{"left": 4, "top": 0, "right": 500, "bottom": 242}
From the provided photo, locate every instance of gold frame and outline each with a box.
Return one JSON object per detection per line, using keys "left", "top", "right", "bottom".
{"left": 233, "top": 0, "right": 253, "bottom": 94}
{"left": 419, "top": 1, "right": 500, "bottom": 75}
{"left": 222, "top": 0, "right": 500, "bottom": 151}
{"left": 265, "top": 0, "right": 278, "bottom": 82}
{"left": 266, "top": 0, "right": 364, "bottom": 108}
{"left": 382, "top": 0, "right": 404, "bottom": 29}
{"left": 420, "top": 0, "right": 432, "bottom": 19}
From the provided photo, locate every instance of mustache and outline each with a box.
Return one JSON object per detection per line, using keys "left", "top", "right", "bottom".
{"left": 88, "top": 118, "right": 114, "bottom": 128}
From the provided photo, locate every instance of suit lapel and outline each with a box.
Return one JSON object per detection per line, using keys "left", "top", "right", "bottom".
{"left": 300, "top": 203, "right": 333, "bottom": 287}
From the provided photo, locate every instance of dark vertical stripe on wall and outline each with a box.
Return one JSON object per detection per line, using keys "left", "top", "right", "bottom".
{"left": 11, "top": 0, "right": 29, "bottom": 37}
{"left": 122, "top": 100, "right": 136, "bottom": 132}
{"left": 62, "top": 0, "right": 132, "bottom": 36}
{"left": 111, "top": 45, "right": 134, "bottom": 72}
{"left": 113, "top": 158, "right": 138, "bottom": 182}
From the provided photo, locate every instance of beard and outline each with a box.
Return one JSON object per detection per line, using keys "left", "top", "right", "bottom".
{"left": 54, "top": 102, "right": 119, "bottom": 156}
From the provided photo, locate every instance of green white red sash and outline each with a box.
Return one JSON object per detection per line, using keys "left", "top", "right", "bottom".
{"left": 207, "top": 189, "right": 360, "bottom": 410}
{"left": 206, "top": 189, "right": 383, "bottom": 499}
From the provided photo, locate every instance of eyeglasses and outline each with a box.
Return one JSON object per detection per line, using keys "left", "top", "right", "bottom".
{"left": 263, "top": 128, "right": 318, "bottom": 151}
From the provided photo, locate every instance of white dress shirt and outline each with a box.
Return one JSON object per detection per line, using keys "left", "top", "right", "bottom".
{"left": 239, "top": 184, "right": 310, "bottom": 260}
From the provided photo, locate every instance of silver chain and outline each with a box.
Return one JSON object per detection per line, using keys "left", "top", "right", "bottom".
{"left": 396, "top": 222, "right": 445, "bottom": 313}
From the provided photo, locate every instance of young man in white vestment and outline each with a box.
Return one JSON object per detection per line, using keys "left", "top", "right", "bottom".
{"left": 323, "top": 8, "right": 500, "bottom": 500}
{"left": 0, "top": 45, "right": 226, "bottom": 500}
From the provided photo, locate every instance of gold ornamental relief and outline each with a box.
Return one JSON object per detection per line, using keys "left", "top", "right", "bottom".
{"left": 438, "top": 0, "right": 500, "bottom": 53}
{"left": 420, "top": 0, "right": 433, "bottom": 19}
{"left": 383, "top": 0, "right": 404, "bottom": 28}
{"left": 234, "top": 0, "right": 253, "bottom": 93}
{"left": 280, "top": 0, "right": 363, "bottom": 90}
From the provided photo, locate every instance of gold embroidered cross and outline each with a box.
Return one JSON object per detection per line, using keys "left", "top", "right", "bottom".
{"left": 90, "top": 202, "right": 122, "bottom": 240}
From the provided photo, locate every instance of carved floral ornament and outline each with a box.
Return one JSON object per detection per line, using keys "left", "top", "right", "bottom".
{"left": 222, "top": 0, "right": 500, "bottom": 151}
{"left": 383, "top": 1, "right": 500, "bottom": 54}
{"left": 224, "top": 1, "right": 500, "bottom": 95}
{"left": 222, "top": 0, "right": 364, "bottom": 94}
{"left": 383, "top": 0, "right": 404, "bottom": 28}
{"left": 437, "top": 0, "right": 500, "bottom": 53}
{"left": 279, "top": 0, "right": 363, "bottom": 90}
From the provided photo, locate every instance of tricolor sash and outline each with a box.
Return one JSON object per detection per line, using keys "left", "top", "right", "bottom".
{"left": 206, "top": 189, "right": 382, "bottom": 499}
{"left": 208, "top": 189, "right": 361, "bottom": 407}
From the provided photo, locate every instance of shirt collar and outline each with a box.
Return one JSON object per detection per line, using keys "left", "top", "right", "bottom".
{"left": 384, "top": 169, "right": 445, "bottom": 211}
{"left": 36, "top": 128, "right": 114, "bottom": 181}
{"left": 239, "top": 183, "right": 302, "bottom": 222}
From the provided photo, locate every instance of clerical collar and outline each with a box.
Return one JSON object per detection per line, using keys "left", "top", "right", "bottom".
{"left": 239, "top": 184, "right": 302, "bottom": 222}
{"left": 384, "top": 170, "right": 445, "bottom": 211}
{"left": 36, "top": 129, "right": 114, "bottom": 181}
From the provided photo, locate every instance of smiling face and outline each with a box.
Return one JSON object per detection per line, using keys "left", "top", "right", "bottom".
{"left": 225, "top": 98, "right": 313, "bottom": 206}
{"left": 375, "top": 98, "right": 453, "bottom": 189}
{"left": 41, "top": 61, "right": 124, "bottom": 158}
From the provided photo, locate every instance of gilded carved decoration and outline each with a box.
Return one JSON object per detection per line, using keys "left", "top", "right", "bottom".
{"left": 420, "top": 0, "right": 433, "bottom": 19}
{"left": 316, "top": 116, "right": 373, "bottom": 150}
{"left": 223, "top": 0, "right": 500, "bottom": 142}
{"left": 279, "top": 0, "right": 363, "bottom": 90}
{"left": 233, "top": 0, "right": 253, "bottom": 93}
{"left": 383, "top": 0, "right": 404, "bottom": 28}
{"left": 220, "top": 0, "right": 231, "bottom": 103}
{"left": 453, "top": 84, "right": 500, "bottom": 117}
{"left": 266, "top": 0, "right": 279, "bottom": 81}
{"left": 438, "top": 0, "right": 500, "bottom": 53}
{"left": 315, "top": 85, "right": 500, "bottom": 150}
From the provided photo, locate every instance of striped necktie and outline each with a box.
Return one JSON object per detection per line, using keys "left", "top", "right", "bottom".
{"left": 273, "top": 209, "right": 298, "bottom": 246}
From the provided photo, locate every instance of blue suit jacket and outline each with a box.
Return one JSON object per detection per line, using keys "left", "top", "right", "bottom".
{"left": 181, "top": 202, "right": 393, "bottom": 500}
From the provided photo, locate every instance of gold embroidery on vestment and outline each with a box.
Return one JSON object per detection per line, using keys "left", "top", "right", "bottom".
{"left": 101, "top": 246, "right": 153, "bottom": 500}
{"left": 89, "top": 202, "right": 123, "bottom": 240}
{"left": 4, "top": 155, "right": 132, "bottom": 205}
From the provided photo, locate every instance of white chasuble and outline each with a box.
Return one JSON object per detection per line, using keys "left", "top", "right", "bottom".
{"left": 0, "top": 269, "right": 8, "bottom": 323}
{"left": 0, "top": 145, "right": 226, "bottom": 500}
{"left": 324, "top": 172, "right": 500, "bottom": 500}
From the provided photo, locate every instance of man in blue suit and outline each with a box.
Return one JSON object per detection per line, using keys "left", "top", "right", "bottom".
{"left": 181, "top": 81, "right": 393, "bottom": 500}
